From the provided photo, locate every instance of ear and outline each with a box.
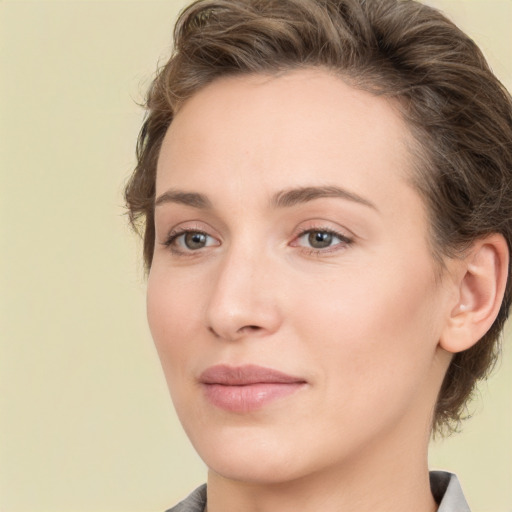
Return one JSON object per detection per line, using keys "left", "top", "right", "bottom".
{"left": 440, "top": 234, "right": 509, "bottom": 354}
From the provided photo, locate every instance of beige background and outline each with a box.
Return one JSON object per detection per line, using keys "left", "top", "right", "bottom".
{"left": 1, "top": 1, "right": 510, "bottom": 511}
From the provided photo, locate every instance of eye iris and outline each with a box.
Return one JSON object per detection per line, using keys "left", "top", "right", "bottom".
{"left": 184, "top": 232, "right": 207, "bottom": 249}
{"left": 308, "top": 231, "right": 332, "bottom": 249}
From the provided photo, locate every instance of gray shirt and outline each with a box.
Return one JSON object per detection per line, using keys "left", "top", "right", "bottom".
{"left": 166, "top": 471, "right": 470, "bottom": 511}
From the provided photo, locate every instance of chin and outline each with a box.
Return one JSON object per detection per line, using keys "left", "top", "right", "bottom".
{"left": 187, "top": 423, "right": 316, "bottom": 485}
{"left": 207, "top": 454, "right": 306, "bottom": 486}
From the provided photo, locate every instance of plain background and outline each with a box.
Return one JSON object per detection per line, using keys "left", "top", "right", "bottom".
{"left": 1, "top": 1, "right": 511, "bottom": 511}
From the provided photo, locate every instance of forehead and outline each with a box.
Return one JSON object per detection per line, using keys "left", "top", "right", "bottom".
{"left": 157, "top": 68, "right": 419, "bottom": 215}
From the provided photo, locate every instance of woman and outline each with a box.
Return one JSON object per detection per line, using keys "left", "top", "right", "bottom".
{"left": 125, "top": 0, "right": 512, "bottom": 510}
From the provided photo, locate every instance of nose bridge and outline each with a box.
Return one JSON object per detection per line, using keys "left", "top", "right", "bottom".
{"left": 205, "top": 236, "right": 281, "bottom": 340}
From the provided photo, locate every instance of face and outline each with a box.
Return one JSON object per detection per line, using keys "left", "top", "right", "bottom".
{"left": 148, "top": 69, "right": 453, "bottom": 485}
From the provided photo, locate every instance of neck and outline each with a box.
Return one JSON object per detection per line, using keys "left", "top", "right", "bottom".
{"left": 206, "top": 423, "right": 437, "bottom": 512}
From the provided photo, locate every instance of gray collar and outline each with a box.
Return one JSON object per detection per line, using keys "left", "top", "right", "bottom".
{"left": 431, "top": 471, "right": 471, "bottom": 511}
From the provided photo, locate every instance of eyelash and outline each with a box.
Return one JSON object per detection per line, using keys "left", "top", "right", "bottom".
{"left": 162, "top": 226, "right": 353, "bottom": 257}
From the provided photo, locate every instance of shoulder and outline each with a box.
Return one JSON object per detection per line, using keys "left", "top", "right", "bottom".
{"left": 430, "top": 471, "right": 471, "bottom": 512}
{"left": 165, "top": 484, "right": 207, "bottom": 512}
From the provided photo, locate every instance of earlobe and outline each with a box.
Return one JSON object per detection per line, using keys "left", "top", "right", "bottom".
{"left": 439, "top": 234, "right": 509, "bottom": 354}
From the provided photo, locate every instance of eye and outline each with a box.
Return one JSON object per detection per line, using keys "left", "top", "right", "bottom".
{"left": 164, "top": 229, "right": 219, "bottom": 253}
{"left": 303, "top": 231, "right": 335, "bottom": 249}
{"left": 181, "top": 232, "right": 210, "bottom": 250}
{"left": 293, "top": 228, "right": 352, "bottom": 252}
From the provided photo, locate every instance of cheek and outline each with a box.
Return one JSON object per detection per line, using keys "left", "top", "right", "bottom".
{"left": 146, "top": 268, "right": 201, "bottom": 372}
{"left": 146, "top": 267, "right": 208, "bottom": 426}
{"left": 294, "top": 258, "right": 441, "bottom": 392}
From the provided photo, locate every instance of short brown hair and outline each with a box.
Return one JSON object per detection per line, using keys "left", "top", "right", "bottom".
{"left": 125, "top": 0, "right": 512, "bottom": 434}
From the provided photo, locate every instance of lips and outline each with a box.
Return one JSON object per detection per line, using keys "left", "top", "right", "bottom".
{"left": 199, "top": 364, "right": 306, "bottom": 412}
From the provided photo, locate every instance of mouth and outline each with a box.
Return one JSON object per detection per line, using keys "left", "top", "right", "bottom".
{"left": 199, "top": 364, "right": 307, "bottom": 412}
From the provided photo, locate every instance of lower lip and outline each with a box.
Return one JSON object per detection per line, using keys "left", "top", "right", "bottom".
{"left": 202, "top": 382, "right": 305, "bottom": 412}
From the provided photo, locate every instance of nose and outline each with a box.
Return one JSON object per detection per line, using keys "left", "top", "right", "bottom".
{"left": 204, "top": 245, "right": 282, "bottom": 342}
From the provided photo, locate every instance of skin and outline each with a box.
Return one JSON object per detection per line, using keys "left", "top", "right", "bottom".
{"left": 147, "top": 68, "right": 465, "bottom": 512}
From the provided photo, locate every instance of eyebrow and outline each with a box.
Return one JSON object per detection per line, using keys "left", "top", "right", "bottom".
{"left": 270, "top": 185, "right": 377, "bottom": 211}
{"left": 154, "top": 185, "right": 377, "bottom": 211}
{"left": 155, "top": 190, "right": 213, "bottom": 209}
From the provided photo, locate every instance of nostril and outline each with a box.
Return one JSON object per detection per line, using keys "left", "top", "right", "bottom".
{"left": 207, "top": 324, "right": 261, "bottom": 340}
{"left": 208, "top": 326, "right": 220, "bottom": 338}
{"left": 240, "top": 325, "right": 262, "bottom": 333}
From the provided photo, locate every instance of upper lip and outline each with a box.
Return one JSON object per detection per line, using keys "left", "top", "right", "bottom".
{"left": 199, "top": 364, "right": 306, "bottom": 385}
